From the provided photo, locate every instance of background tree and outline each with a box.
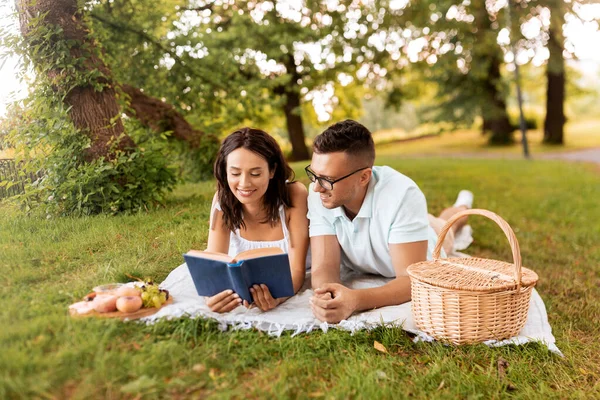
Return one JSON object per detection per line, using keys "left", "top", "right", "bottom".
{"left": 391, "top": 0, "right": 515, "bottom": 144}
{"left": 4, "top": 0, "right": 178, "bottom": 215}
{"left": 507, "top": 0, "right": 599, "bottom": 145}
{"left": 90, "top": 0, "right": 404, "bottom": 160}
{"left": 16, "top": 0, "right": 135, "bottom": 161}
{"left": 542, "top": 0, "right": 566, "bottom": 144}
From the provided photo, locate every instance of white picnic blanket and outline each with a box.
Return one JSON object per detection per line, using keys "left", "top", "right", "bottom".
{"left": 142, "top": 263, "right": 561, "bottom": 355}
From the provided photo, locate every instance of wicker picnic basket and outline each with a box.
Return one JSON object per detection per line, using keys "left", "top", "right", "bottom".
{"left": 406, "top": 209, "right": 539, "bottom": 345}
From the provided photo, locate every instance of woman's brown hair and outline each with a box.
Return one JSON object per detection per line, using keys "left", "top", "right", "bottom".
{"left": 214, "top": 127, "right": 295, "bottom": 231}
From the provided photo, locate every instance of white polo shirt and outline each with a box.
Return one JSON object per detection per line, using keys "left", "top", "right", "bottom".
{"left": 307, "top": 166, "right": 441, "bottom": 278}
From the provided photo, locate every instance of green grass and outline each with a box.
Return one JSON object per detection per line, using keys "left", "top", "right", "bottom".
{"left": 1, "top": 157, "right": 600, "bottom": 399}
{"left": 376, "top": 118, "right": 600, "bottom": 157}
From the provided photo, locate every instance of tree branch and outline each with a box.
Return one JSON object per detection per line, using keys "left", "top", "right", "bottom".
{"left": 90, "top": 12, "right": 227, "bottom": 91}
{"left": 179, "top": 4, "right": 214, "bottom": 12}
{"left": 121, "top": 84, "right": 218, "bottom": 149}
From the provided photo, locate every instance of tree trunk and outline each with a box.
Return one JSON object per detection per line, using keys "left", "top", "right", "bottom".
{"left": 283, "top": 89, "right": 310, "bottom": 161}
{"left": 16, "top": 0, "right": 134, "bottom": 162}
{"left": 475, "top": 3, "right": 513, "bottom": 145}
{"left": 281, "top": 55, "right": 309, "bottom": 161}
{"left": 121, "top": 84, "right": 217, "bottom": 148}
{"left": 543, "top": 11, "right": 566, "bottom": 145}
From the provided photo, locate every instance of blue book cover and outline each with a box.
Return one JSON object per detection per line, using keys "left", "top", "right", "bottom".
{"left": 183, "top": 247, "right": 295, "bottom": 303}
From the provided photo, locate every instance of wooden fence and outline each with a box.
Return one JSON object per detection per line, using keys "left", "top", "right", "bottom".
{"left": 0, "top": 159, "right": 43, "bottom": 200}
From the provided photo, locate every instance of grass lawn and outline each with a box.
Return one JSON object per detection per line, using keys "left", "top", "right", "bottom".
{"left": 375, "top": 118, "right": 600, "bottom": 157}
{"left": 1, "top": 156, "right": 599, "bottom": 399}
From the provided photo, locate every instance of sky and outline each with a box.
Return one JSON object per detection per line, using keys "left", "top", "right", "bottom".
{"left": 1, "top": 2, "right": 600, "bottom": 118}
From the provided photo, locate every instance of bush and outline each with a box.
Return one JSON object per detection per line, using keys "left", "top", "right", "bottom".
{"left": 6, "top": 99, "right": 178, "bottom": 216}
{"left": 507, "top": 106, "right": 543, "bottom": 130}
{"left": 168, "top": 135, "right": 220, "bottom": 183}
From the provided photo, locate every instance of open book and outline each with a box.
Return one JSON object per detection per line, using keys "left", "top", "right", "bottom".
{"left": 183, "top": 247, "right": 294, "bottom": 303}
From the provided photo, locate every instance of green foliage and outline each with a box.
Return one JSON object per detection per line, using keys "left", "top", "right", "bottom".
{"left": 359, "top": 95, "right": 421, "bottom": 133}
{"left": 167, "top": 135, "right": 221, "bottom": 183}
{"left": 506, "top": 106, "right": 540, "bottom": 130}
{"left": 0, "top": 3, "right": 179, "bottom": 216}
{"left": 388, "top": 1, "right": 516, "bottom": 145}
{"left": 4, "top": 97, "right": 177, "bottom": 216}
{"left": 89, "top": 1, "right": 405, "bottom": 145}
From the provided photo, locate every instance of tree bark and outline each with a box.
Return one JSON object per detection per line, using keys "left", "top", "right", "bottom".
{"left": 121, "top": 84, "right": 216, "bottom": 148}
{"left": 281, "top": 55, "right": 309, "bottom": 161}
{"left": 481, "top": 53, "right": 514, "bottom": 145}
{"left": 543, "top": 14, "right": 566, "bottom": 145}
{"left": 283, "top": 89, "right": 310, "bottom": 161}
{"left": 16, "top": 0, "right": 134, "bottom": 162}
{"left": 475, "top": 3, "right": 513, "bottom": 145}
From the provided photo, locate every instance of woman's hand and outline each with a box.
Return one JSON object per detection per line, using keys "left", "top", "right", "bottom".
{"left": 243, "top": 284, "right": 283, "bottom": 311}
{"left": 206, "top": 290, "right": 242, "bottom": 313}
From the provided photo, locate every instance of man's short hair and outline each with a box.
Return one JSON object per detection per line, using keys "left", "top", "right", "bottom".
{"left": 312, "top": 119, "right": 376, "bottom": 166}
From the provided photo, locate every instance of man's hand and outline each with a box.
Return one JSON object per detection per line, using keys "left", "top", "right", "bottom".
{"left": 243, "top": 284, "right": 282, "bottom": 311}
{"left": 206, "top": 290, "right": 241, "bottom": 313}
{"left": 310, "top": 283, "right": 358, "bottom": 323}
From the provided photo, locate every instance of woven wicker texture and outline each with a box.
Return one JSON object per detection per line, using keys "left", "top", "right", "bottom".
{"left": 408, "top": 257, "right": 538, "bottom": 293}
{"left": 406, "top": 209, "right": 538, "bottom": 344}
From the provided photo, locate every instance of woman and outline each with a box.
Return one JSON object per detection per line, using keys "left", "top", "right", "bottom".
{"left": 204, "top": 127, "right": 309, "bottom": 313}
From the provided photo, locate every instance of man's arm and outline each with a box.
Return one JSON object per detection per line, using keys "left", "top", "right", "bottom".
{"left": 311, "top": 240, "right": 427, "bottom": 322}
{"left": 351, "top": 240, "right": 427, "bottom": 310}
{"left": 310, "top": 234, "right": 342, "bottom": 289}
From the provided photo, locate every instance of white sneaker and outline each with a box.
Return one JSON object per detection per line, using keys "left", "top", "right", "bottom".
{"left": 453, "top": 190, "right": 474, "bottom": 209}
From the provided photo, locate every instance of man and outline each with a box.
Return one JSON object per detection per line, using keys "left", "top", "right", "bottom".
{"left": 306, "top": 120, "right": 472, "bottom": 323}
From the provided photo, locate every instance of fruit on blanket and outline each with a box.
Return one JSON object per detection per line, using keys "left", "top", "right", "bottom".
{"left": 138, "top": 280, "right": 169, "bottom": 308}
{"left": 115, "top": 286, "right": 141, "bottom": 298}
{"left": 83, "top": 292, "right": 97, "bottom": 302}
{"left": 93, "top": 295, "right": 118, "bottom": 313}
{"left": 69, "top": 301, "right": 95, "bottom": 315}
{"left": 116, "top": 296, "right": 143, "bottom": 313}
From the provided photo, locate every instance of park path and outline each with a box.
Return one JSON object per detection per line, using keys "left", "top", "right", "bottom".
{"left": 539, "top": 147, "right": 600, "bottom": 164}
{"left": 406, "top": 147, "right": 600, "bottom": 166}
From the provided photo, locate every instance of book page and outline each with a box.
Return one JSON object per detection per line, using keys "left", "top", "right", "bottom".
{"left": 233, "top": 247, "right": 285, "bottom": 262}
{"left": 186, "top": 250, "right": 233, "bottom": 263}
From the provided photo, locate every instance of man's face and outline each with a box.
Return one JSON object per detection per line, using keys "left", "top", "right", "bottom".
{"left": 308, "top": 152, "right": 366, "bottom": 209}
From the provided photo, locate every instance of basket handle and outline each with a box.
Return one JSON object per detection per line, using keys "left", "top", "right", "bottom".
{"left": 432, "top": 208, "right": 523, "bottom": 289}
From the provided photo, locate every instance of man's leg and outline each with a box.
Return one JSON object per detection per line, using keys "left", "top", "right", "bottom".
{"left": 438, "top": 205, "right": 469, "bottom": 233}
{"left": 439, "top": 190, "right": 473, "bottom": 233}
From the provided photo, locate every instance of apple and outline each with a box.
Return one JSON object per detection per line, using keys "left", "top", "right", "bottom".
{"left": 116, "top": 296, "right": 143, "bottom": 313}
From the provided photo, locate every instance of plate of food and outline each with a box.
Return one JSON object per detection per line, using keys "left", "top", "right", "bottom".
{"left": 69, "top": 279, "right": 172, "bottom": 320}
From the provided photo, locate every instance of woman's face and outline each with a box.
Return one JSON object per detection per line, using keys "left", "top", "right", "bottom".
{"left": 226, "top": 147, "right": 274, "bottom": 206}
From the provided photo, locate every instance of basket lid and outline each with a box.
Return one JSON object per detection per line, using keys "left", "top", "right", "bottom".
{"left": 407, "top": 257, "right": 538, "bottom": 292}
{"left": 407, "top": 209, "right": 539, "bottom": 292}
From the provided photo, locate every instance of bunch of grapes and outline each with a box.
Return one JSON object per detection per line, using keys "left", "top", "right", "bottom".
{"left": 139, "top": 279, "right": 169, "bottom": 308}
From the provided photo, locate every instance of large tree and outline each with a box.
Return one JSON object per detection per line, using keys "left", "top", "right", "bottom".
{"left": 391, "top": 0, "right": 515, "bottom": 144}
{"left": 543, "top": 0, "right": 566, "bottom": 144}
{"left": 509, "top": 0, "right": 599, "bottom": 145}
{"left": 16, "top": 0, "right": 135, "bottom": 161}
{"left": 89, "top": 0, "right": 400, "bottom": 161}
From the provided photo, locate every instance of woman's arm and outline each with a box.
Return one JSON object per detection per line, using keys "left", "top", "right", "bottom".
{"left": 249, "top": 182, "right": 309, "bottom": 311}
{"left": 206, "top": 192, "right": 231, "bottom": 254}
{"left": 205, "top": 193, "right": 240, "bottom": 312}
{"left": 286, "top": 181, "right": 310, "bottom": 293}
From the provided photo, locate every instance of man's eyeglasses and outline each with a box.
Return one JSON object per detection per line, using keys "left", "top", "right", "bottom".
{"left": 304, "top": 166, "right": 370, "bottom": 190}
